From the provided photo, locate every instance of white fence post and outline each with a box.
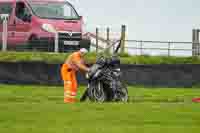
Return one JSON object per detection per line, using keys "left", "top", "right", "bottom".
{"left": 54, "top": 32, "right": 59, "bottom": 52}
{"left": 0, "top": 14, "right": 9, "bottom": 51}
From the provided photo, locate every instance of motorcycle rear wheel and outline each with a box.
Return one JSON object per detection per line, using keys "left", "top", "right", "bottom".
{"left": 115, "top": 83, "right": 129, "bottom": 102}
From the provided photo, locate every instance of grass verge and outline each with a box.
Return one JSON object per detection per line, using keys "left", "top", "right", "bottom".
{"left": 0, "top": 84, "right": 200, "bottom": 133}
{"left": 0, "top": 51, "right": 199, "bottom": 64}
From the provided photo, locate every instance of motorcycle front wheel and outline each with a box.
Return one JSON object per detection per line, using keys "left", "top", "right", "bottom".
{"left": 87, "top": 81, "right": 107, "bottom": 102}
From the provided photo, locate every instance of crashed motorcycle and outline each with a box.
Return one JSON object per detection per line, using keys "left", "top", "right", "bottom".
{"left": 80, "top": 41, "right": 128, "bottom": 102}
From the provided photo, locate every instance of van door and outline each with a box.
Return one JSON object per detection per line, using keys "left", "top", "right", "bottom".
{"left": 13, "top": 1, "right": 32, "bottom": 46}
{"left": 0, "top": 2, "right": 14, "bottom": 49}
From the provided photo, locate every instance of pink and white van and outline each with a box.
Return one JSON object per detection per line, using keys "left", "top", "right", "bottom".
{"left": 0, "top": 0, "right": 90, "bottom": 52}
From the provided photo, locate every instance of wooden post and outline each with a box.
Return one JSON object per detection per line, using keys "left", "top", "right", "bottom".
{"left": 1, "top": 14, "right": 9, "bottom": 51}
{"left": 192, "top": 29, "right": 195, "bottom": 56}
{"left": 120, "top": 25, "right": 126, "bottom": 54}
{"left": 192, "top": 29, "right": 199, "bottom": 56}
{"left": 198, "top": 29, "right": 200, "bottom": 55}
{"left": 96, "top": 27, "right": 99, "bottom": 53}
{"left": 168, "top": 42, "right": 170, "bottom": 56}
{"left": 106, "top": 27, "right": 110, "bottom": 54}
{"left": 54, "top": 32, "right": 59, "bottom": 53}
{"left": 140, "top": 40, "right": 143, "bottom": 56}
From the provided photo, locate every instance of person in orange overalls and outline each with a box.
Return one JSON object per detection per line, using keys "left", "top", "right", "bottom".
{"left": 60, "top": 48, "right": 90, "bottom": 103}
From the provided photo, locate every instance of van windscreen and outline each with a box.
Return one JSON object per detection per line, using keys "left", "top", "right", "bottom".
{"left": 30, "top": 2, "right": 79, "bottom": 20}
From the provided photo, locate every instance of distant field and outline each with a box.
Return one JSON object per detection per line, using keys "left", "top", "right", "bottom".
{"left": 0, "top": 84, "right": 200, "bottom": 133}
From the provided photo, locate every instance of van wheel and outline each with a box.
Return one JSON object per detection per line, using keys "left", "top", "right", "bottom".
{"left": 28, "top": 36, "right": 48, "bottom": 52}
{"left": 28, "top": 36, "right": 39, "bottom": 51}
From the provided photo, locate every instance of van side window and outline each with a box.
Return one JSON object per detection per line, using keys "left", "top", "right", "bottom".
{"left": 15, "top": 2, "right": 31, "bottom": 22}
{"left": 0, "top": 3, "right": 13, "bottom": 24}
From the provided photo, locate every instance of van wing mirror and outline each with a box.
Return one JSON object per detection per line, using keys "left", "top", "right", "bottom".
{"left": 79, "top": 16, "right": 83, "bottom": 20}
{"left": 23, "top": 14, "right": 32, "bottom": 22}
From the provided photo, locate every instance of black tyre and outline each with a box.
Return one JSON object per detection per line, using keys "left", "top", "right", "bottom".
{"left": 28, "top": 36, "right": 40, "bottom": 51}
{"left": 115, "top": 82, "right": 129, "bottom": 102}
{"left": 28, "top": 36, "right": 51, "bottom": 52}
{"left": 87, "top": 81, "right": 107, "bottom": 102}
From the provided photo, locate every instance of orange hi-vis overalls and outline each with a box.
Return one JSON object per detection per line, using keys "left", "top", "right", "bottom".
{"left": 61, "top": 51, "right": 87, "bottom": 103}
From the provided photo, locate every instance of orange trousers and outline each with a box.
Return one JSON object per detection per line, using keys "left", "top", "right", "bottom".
{"left": 61, "top": 64, "right": 77, "bottom": 103}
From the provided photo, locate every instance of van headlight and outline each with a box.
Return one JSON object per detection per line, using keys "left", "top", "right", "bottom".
{"left": 41, "top": 24, "right": 57, "bottom": 33}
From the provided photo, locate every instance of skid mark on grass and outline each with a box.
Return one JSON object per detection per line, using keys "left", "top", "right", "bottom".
{"left": 0, "top": 96, "right": 191, "bottom": 104}
{"left": 0, "top": 96, "right": 63, "bottom": 103}
{"left": 128, "top": 96, "right": 185, "bottom": 103}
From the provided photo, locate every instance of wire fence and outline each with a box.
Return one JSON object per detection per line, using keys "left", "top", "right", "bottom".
{"left": 0, "top": 36, "right": 90, "bottom": 53}
{"left": 0, "top": 14, "right": 198, "bottom": 56}
{"left": 123, "top": 40, "right": 194, "bottom": 57}
{"left": 87, "top": 33, "right": 195, "bottom": 57}
{"left": 0, "top": 31, "right": 195, "bottom": 57}
{"left": 83, "top": 27, "right": 196, "bottom": 57}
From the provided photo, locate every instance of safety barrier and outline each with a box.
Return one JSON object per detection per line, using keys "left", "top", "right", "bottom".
{"left": 0, "top": 62, "right": 199, "bottom": 87}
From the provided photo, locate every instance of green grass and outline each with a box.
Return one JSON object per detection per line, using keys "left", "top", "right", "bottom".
{"left": 0, "top": 84, "right": 200, "bottom": 133}
{"left": 0, "top": 51, "right": 200, "bottom": 64}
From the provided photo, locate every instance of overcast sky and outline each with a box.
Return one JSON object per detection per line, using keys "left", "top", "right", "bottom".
{"left": 69, "top": 0, "right": 200, "bottom": 42}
